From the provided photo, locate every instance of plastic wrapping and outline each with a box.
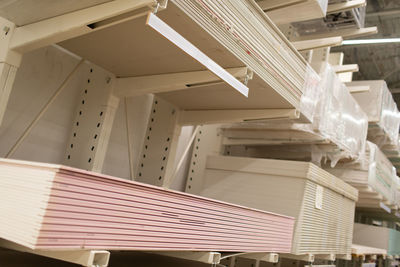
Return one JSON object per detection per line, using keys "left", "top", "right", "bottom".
{"left": 220, "top": 63, "right": 368, "bottom": 165}
{"left": 350, "top": 80, "right": 400, "bottom": 147}
{"left": 300, "top": 64, "right": 323, "bottom": 122}
{"left": 325, "top": 142, "right": 397, "bottom": 206}
{"left": 312, "top": 63, "right": 368, "bottom": 159}
{"left": 291, "top": 4, "right": 366, "bottom": 36}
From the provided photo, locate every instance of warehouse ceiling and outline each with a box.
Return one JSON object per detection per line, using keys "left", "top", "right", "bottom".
{"left": 333, "top": 0, "right": 400, "bottom": 103}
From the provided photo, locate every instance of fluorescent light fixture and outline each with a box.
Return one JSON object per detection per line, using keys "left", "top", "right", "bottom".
{"left": 343, "top": 38, "right": 400, "bottom": 45}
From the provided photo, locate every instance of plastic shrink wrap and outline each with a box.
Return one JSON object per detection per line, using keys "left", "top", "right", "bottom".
{"left": 350, "top": 80, "right": 400, "bottom": 147}
{"left": 221, "top": 63, "right": 368, "bottom": 165}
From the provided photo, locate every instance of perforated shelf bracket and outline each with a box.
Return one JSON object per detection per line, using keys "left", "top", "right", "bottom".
{"left": 0, "top": 239, "right": 110, "bottom": 267}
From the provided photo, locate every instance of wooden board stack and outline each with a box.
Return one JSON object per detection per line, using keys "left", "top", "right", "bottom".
{"left": 0, "top": 158, "right": 295, "bottom": 252}
{"left": 325, "top": 142, "right": 397, "bottom": 210}
{"left": 256, "top": 0, "right": 328, "bottom": 25}
{"left": 353, "top": 223, "right": 400, "bottom": 256}
{"left": 59, "top": 0, "right": 321, "bottom": 121}
{"left": 199, "top": 155, "right": 358, "bottom": 256}
{"left": 349, "top": 80, "right": 400, "bottom": 148}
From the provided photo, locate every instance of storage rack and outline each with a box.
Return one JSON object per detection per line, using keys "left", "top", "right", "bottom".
{"left": 0, "top": 1, "right": 399, "bottom": 267}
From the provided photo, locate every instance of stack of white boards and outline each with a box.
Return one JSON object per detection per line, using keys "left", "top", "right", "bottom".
{"left": 256, "top": 0, "right": 328, "bottom": 24}
{"left": 220, "top": 63, "right": 368, "bottom": 163}
{"left": 325, "top": 142, "right": 397, "bottom": 210}
{"left": 199, "top": 155, "right": 358, "bottom": 256}
{"left": 349, "top": 80, "right": 400, "bottom": 148}
{"left": 291, "top": 1, "right": 366, "bottom": 36}
{"left": 54, "top": 0, "right": 320, "bottom": 121}
{"left": 0, "top": 158, "right": 295, "bottom": 252}
{"left": 353, "top": 223, "right": 400, "bottom": 256}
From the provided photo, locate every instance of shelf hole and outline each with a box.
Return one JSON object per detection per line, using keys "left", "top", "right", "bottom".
{"left": 94, "top": 134, "right": 98, "bottom": 139}
{"left": 87, "top": 79, "right": 90, "bottom": 83}
{"left": 194, "top": 154, "right": 197, "bottom": 157}
{"left": 84, "top": 89, "right": 88, "bottom": 94}
{"left": 90, "top": 68, "right": 93, "bottom": 73}
{"left": 188, "top": 185, "right": 191, "bottom": 189}
{"left": 97, "top": 122, "right": 101, "bottom": 128}
{"left": 153, "top": 109, "right": 156, "bottom": 113}
{"left": 158, "top": 176, "right": 162, "bottom": 180}
{"left": 199, "top": 130, "right": 202, "bottom": 134}
{"left": 141, "top": 163, "right": 144, "bottom": 167}
{"left": 151, "top": 118, "right": 154, "bottom": 122}
{"left": 197, "top": 138, "right": 200, "bottom": 142}
{"left": 73, "top": 133, "right": 76, "bottom": 137}
{"left": 191, "top": 169, "right": 194, "bottom": 173}
{"left": 166, "top": 137, "right": 170, "bottom": 142}
{"left": 82, "top": 100, "right": 85, "bottom": 104}
{"left": 139, "top": 172, "right": 142, "bottom": 177}
{"left": 190, "top": 177, "right": 192, "bottom": 181}
{"left": 145, "top": 145, "right": 148, "bottom": 149}
{"left": 67, "top": 155, "right": 71, "bottom": 159}
{"left": 91, "top": 146, "right": 95, "bottom": 151}
{"left": 79, "top": 111, "right": 82, "bottom": 115}
{"left": 192, "top": 162, "right": 196, "bottom": 165}
{"left": 164, "top": 147, "right": 168, "bottom": 151}
{"left": 155, "top": 100, "right": 158, "bottom": 104}
{"left": 70, "top": 144, "right": 73, "bottom": 148}
{"left": 143, "top": 154, "right": 146, "bottom": 158}
{"left": 76, "top": 121, "right": 79, "bottom": 126}
{"left": 162, "top": 156, "right": 166, "bottom": 161}
{"left": 161, "top": 166, "right": 164, "bottom": 170}
{"left": 99, "top": 111, "right": 103, "bottom": 116}
{"left": 149, "top": 127, "right": 152, "bottom": 131}
{"left": 196, "top": 146, "right": 199, "bottom": 150}
{"left": 147, "top": 136, "right": 150, "bottom": 140}
{"left": 88, "top": 158, "right": 92, "bottom": 163}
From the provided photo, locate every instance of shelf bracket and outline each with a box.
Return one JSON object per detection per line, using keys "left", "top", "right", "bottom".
{"left": 178, "top": 108, "right": 300, "bottom": 126}
{"left": 281, "top": 253, "right": 315, "bottom": 263}
{"left": 239, "top": 252, "right": 279, "bottom": 263}
{"left": 114, "top": 67, "right": 250, "bottom": 98}
{"left": 292, "top": 37, "right": 343, "bottom": 51}
{"left": 153, "top": 251, "right": 221, "bottom": 264}
{"left": 0, "top": 239, "right": 110, "bottom": 267}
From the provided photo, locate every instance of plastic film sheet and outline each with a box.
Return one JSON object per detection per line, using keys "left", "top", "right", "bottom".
{"left": 314, "top": 63, "right": 368, "bottom": 160}
{"left": 350, "top": 80, "right": 400, "bottom": 147}
{"left": 300, "top": 63, "right": 322, "bottom": 122}
{"left": 220, "top": 63, "right": 368, "bottom": 165}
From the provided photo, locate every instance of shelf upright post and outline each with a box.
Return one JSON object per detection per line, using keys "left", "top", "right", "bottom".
{"left": 63, "top": 63, "right": 120, "bottom": 173}
{"left": 0, "top": 16, "right": 22, "bottom": 127}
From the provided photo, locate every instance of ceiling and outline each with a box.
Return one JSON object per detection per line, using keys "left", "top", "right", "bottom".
{"left": 333, "top": 0, "right": 400, "bottom": 102}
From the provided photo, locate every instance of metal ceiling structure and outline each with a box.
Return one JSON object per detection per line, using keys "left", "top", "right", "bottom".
{"left": 333, "top": 0, "right": 400, "bottom": 103}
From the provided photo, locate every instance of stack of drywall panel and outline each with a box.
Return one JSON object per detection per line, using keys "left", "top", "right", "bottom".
{"left": 0, "top": 158, "right": 295, "bottom": 252}
{"left": 353, "top": 223, "right": 400, "bottom": 256}
{"left": 256, "top": 0, "right": 328, "bottom": 24}
{"left": 325, "top": 142, "right": 397, "bottom": 209}
{"left": 350, "top": 80, "right": 400, "bottom": 147}
{"left": 58, "top": 0, "right": 321, "bottom": 121}
{"left": 200, "top": 155, "right": 358, "bottom": 256}
{"left": 220, "top": 63, "right": 368, "bottom": 163}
